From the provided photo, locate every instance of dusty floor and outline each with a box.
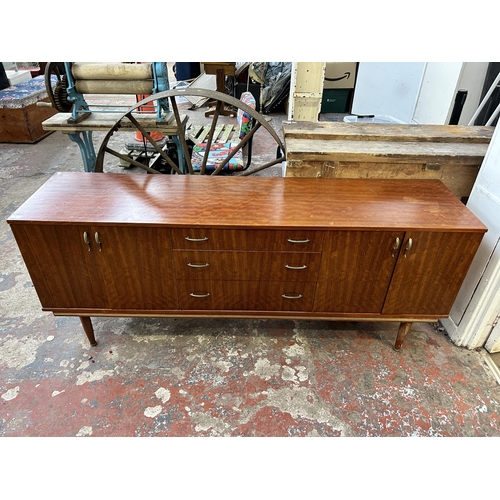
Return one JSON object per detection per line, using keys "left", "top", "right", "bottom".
{"left": 1, "top": 73, "right": 500, "bottom": 438}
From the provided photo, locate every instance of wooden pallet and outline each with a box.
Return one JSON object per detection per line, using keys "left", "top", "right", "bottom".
{"left": 187, "top": 123, "right": 240, "bottom": 144}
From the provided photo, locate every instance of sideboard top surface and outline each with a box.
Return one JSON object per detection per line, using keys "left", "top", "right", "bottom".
{"left": 7, "top": 172, "right": 487, "bottom": 232}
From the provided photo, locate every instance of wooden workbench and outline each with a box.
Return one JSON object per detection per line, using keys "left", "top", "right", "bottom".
{"left": 42, "top": 111, "right": 186, "bottom": 134}
{"left": 283, "top": 121, "right": 494, "bottom": 200}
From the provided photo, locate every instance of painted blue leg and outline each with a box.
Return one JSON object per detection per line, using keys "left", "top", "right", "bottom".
{"left": 68, "top": 131, "right": 96, "bottom": 172}
{"left": 172, "top": 135, "right": 187, "bottom": 174}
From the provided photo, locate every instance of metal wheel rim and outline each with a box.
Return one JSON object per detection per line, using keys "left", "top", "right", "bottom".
{"left": 94, "top": 88, "right": 286, "bottom": 176}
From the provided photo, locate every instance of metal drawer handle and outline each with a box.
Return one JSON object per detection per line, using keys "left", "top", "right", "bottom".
{"left": 285, "top": 264, "right": 307, "bottom": 270}
{"left": 83, "top": 231, "right": 91, "bottom": 251}
{"left": 187, "top": 263, "right": 210, "bottom": 268}
{"left": 282, "top": 294, "right": 303, "bottom": 299}
{"left": 94, "top": 232, "right": 102, "bottom": 251}
{"left": 404, "top": 237, "right": 413, "bottom": 258}
{"left": 392, "top": 237, "right": 400, "bottom": 257}
{"left": 287, "top": 238, "right": 310, "bottom": 244}
{"left": 190, "top": 292, "right": 211, "bottom": 298}
{"left": 185, "top": 236, "right": 208, "bottom": 242}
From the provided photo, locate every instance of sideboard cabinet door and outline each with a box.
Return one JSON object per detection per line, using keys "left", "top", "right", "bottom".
{"left": 11, "top": 224, "right": 177, "bottom": 311}
{"left": 382, "top": 231, "right": 485, "bottom": 316}
{"left": 12, "top": 224, "right": 100, "bottom": 309}
{"left": 314, "top": 230, "right": 405, "bottom": 313}
{"left": 89, "top": 225, "right": 177, "bottom": 311}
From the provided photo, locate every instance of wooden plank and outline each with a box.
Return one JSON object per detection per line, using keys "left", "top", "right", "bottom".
{"left": 282, "top": 121, "right": 494, "bottom": 144}
{"left": 285, "top": 138, "right": 489, "bottom": 164}
{"left": 197, "top": 124, "right": 224, "bottom": 143}
{"left": 187, "top": 124, "right": 203, "bottom": 142}
{"left": 220, "top": 125, "right": 234, "bottom": 143}
{"left": 42, "top": 111, "right": 186, "bottom": 134}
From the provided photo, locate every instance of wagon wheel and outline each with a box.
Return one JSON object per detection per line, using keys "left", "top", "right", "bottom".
{"left": 94, "top": 88, "right": 286, "bottom": 176}
{"left": 44, "top": 62, "right": 72, "bottom": 112}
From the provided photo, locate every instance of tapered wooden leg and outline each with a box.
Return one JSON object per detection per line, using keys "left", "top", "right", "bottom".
{"left": 79, "top": 316, "right": 97, "bottom": 346}
{"left": 394, "top": 322, "right": 412, "bottom": 351}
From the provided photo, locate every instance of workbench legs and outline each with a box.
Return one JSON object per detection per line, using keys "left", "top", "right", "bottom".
{"left": 69, "top": 131, "right": 96, "bottom": 172}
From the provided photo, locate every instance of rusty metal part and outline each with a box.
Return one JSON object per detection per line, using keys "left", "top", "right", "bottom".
{"left": 44, "top": 62, "right": 72, "bottom": 112}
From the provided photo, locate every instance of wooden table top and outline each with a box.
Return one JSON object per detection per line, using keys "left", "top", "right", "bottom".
{"left": 282, "top": 121, "right": 494, "bottom": 143}
{"left": 42, "top": 112, "right": 187, "bottom": 134}
{"left": 8, "top": 172, "right": 487, "bottom": 233}
{"left": 282, "top": 121, "right": 494, "bottom": 163}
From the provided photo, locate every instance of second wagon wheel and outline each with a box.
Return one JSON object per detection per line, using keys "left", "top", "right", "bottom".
{"left": 94, "top": 89, "right": 286, "bottom": 176}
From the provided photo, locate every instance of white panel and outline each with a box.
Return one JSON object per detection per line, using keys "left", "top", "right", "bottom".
{"left": 485, "top": 317, "right": 500, "bottom": 352}
{"left": 412, "top": 63, "right": 463, "bottom": 124}
{"left": 351, "top": 62, "right": 425, "bottom": 123}
{"left": 289, "top": 62, "right": 325, "bottom": 122}
{"left": 442, "top": 125, "right": 500, "bottom": 351}
{"left": 457, "top": 62, "right": 489, "bottom": 125}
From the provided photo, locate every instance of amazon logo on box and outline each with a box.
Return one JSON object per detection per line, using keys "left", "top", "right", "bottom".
{"left": 324, "top": 63, "right": 357, "bottom": 89}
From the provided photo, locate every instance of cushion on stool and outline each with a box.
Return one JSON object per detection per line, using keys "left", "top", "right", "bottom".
{"left": 191, "top": 142, "right": 244, "bottom": 172}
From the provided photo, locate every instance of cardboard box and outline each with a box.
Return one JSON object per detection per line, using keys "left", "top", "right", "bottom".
{"left": 324, "top": 63, "right": 357, "bottom": 89}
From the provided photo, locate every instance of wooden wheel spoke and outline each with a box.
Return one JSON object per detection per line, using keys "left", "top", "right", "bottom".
{"left": 240, "top": 155, "right": 286, "bottom": 176}
{"left": 104, "top": 146, "right": 161, "bottom": 174}
{"left": 169, "top": 96, "right": 193, "bottom": 174}
{"left": 200, "top": 100, "right": 223, "bottom": 175}
{"left": 95, "top": 88, "right": 286, "bottom": 175}
{"left": 212, "top": 122, "right": 262, "bottom": 176}
{"left": 125, "top": 113, "right": 183, "bottom": 175}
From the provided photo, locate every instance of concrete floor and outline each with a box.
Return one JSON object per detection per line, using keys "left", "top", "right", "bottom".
{"left": 1, "top": 80, "right": 500, "bottom": 438}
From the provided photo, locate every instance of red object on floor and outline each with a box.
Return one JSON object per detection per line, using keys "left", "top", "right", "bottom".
{"left": 135, "top": 94, "right": 164, "bottom": 142}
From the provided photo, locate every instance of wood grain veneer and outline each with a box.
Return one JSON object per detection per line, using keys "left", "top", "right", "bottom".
{"left": 7, "top": 172, "right": 488, "bottom": 350}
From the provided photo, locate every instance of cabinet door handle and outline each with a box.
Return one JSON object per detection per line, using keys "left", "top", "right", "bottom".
{"left": 94, "top": 232, "right": 102, "bottom": 251}
{"left": 83, "top": 231, "right": 91, "bottom": 251}
{"left": 190, "top": 292, "right": 211, "bottom": 298}
{"left": 404, "top": 238, "right": 413, "bottom": 258}
{"left": 285, "top": 264, "right": 307, "bottom": 270}
{"left": 392, "top": 237, "right": 401, "bottom": 257}
{"left": 282, "top": 294, "right": 303, "bottom": 299}
{"left": 187, "top": 263, "right": 210, "bottom": 268}
{"left": 287, "top": 238, "right": 310, "bottom": 244}
{"left": 185, "top": 236, "right": 208, "bottom": 242}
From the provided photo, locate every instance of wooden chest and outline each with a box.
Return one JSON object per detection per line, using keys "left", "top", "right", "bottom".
{"left": 283, "top": 121, "right": 494, "bottom": 201}
{"left": 0, "top": 75, "right": 57, "bottom": 143}
{"left": 7, "top": 172, "right": 487, "bottom": 350}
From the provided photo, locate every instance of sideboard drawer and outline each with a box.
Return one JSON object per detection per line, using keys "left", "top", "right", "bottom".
{"left": 177, "top": 280, "right": 316, "bottom": 311}
{"left": 171, "top": 228, "right": 324, "bottom": 251}
{"left": 173, "top": 250, "right": 321, "bottom": 282}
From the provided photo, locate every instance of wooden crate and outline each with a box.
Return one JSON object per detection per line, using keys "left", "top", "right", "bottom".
{"left": 283, "top": 121, "right": 494, "bottom": 200}
{"left": 0, "top": 75, "right": 57, "bottom": 144}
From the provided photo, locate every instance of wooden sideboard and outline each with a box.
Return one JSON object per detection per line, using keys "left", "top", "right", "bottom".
{"left": 7, "top": 172, "right": 487, "bottom": 350}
